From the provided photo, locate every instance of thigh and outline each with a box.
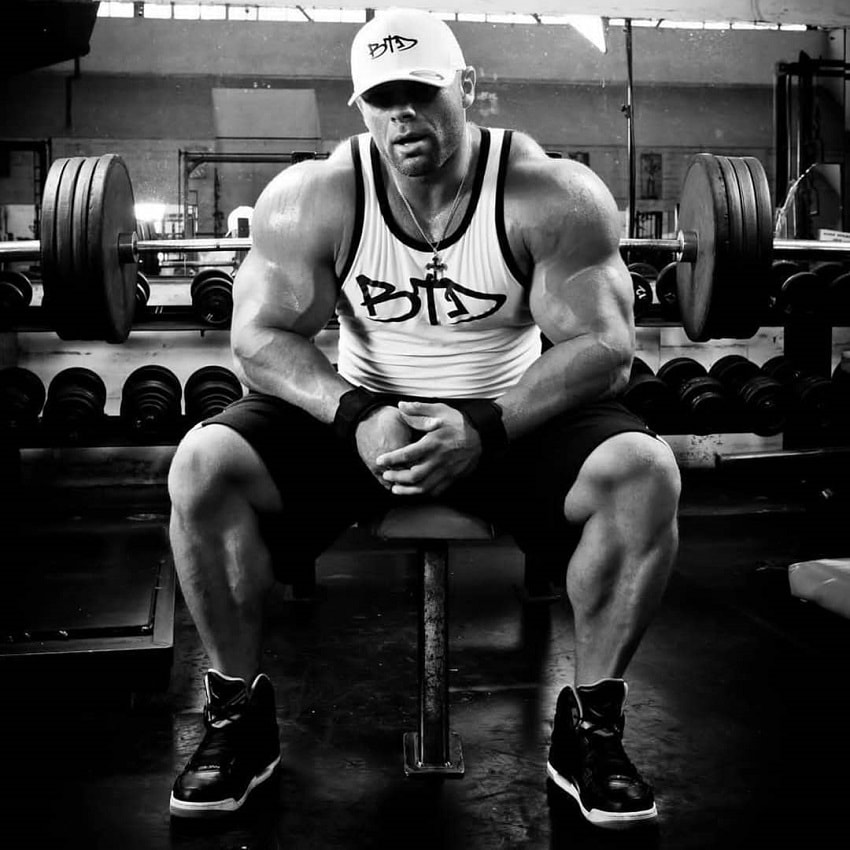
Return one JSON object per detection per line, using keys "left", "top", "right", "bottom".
{"left": 445, "top": 399, "right": 658, "bottom": 554}
{"left": 202, "top": 392, "right": 393, "bottom": 566}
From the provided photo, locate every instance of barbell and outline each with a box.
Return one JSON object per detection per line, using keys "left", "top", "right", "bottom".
{"left": 2, "top": 152, "right": 850, "bottom": 343}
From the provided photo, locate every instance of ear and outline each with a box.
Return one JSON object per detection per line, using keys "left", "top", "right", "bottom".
{"left": 353, "top": 97, "right": 369, "bottom": 127}
{"left": 460, "top": 66, "right": 476, "bottom": 109}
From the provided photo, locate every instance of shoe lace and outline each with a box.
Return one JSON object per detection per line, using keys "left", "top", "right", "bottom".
{"left": 187, "top": 704, "right": 245, "bottom": 771}
{"left": 581, "top": 719, "right": 640, "bottom": 781}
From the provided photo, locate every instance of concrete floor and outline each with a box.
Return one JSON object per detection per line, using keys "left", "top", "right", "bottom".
{"left": 2, "top": 499, "right": 849, "bottom": 850}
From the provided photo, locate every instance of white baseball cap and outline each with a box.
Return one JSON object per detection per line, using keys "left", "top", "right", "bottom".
{"left": 348, "top": 8, "right": 466, "bottom": 106}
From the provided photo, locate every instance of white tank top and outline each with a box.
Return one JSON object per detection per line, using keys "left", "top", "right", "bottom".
{"left": 336, "top": 127, "right": 541, "bottom": 399}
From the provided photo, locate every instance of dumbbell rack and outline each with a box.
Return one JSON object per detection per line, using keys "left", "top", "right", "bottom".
{"left": 0, "top": 281, "right": 237, "bottom": 690}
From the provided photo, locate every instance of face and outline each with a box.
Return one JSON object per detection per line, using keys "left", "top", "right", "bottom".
{"left": 357, "top": 69, "right": 475, "bottom": 178}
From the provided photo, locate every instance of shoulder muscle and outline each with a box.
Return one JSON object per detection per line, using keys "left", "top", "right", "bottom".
{"left": 506, "top": 154, "right": 622, "bottom": 269}
{"left": 232, "top": 153, "right": 357, "bottom": 338}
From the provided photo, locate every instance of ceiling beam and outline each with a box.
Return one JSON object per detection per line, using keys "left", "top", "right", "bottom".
{"left": 140, "top": 1, "right": 850, "bottom": 29}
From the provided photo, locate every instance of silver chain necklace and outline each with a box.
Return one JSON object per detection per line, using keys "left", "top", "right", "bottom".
{"left": 390, "top": 140, "right": 470, "bottom": 281}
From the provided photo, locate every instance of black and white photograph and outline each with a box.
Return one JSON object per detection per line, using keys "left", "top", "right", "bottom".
{"left": 1, "top": 2, "right": 849, "bottom": 848}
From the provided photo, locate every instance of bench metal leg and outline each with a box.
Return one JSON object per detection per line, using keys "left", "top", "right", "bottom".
{"left": 403, "top": 541, "right": 464, "bottom": 778}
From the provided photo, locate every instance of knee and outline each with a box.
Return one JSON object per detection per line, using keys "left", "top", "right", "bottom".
{"left": 568, "top": 433, "right": 681, "bottom": 524}
{"left": 168, "top": 425, "right": 232, "bottom": 516}
{"left": 623, "top": 436, "right": 681, "bottom": 513}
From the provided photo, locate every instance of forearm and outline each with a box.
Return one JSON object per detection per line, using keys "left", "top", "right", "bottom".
{"left": 232, "top": 326, "right": 353, "bottom": 424}
{"left": 496, "top": 332, "right": 632, "bottom": 440}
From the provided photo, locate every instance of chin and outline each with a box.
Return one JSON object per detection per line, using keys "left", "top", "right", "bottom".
{"left": 393, "top": 154, "right": 437, "bottom": 178}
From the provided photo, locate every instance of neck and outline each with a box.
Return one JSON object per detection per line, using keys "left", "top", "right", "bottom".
{"left": 388, "top": 125, "right": 475, "bottom": 243}
{"left": 391, "top": 125, "right": 474, "bottom": 213}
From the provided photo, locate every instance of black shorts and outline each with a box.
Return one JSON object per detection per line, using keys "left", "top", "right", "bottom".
{"left": 201, "top": 392, "right": 656, "bottom": 570}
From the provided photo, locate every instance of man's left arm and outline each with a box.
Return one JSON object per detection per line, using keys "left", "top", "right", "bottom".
{"left": 496, "top": 158, "right": 635, "bottom": 439}
{"left": 378, "top": 159, "right": 635, "bottom": 494}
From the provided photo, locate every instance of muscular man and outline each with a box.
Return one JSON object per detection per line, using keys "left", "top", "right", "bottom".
{"left": 167, "top": 8, "right": 681, "bottom": 831}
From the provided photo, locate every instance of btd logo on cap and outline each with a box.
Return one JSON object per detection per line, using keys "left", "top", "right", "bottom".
{"left": 367, "top": 34, "right": 418, "bottom": 59}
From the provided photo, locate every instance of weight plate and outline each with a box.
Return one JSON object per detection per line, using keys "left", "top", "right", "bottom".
{"left": 44, "top": 157, "right": 86, "bottom": 338}
{"left": 742, "top": 155, "right": 774, "bottom": 297}
{"left": 677, "top": 154, "right": 731, "bottom": 341}
{"left": 55, "top": 157, "right": 86, "bottom": 331}
{"left": 40, "top": 157, "right": 72, "bottom": 319}
{"left": 711, "top": 155, "right": 745, "bottom": 338}
{"left": 718, "top": 156, "right": 766, "bottom": 339}
{"left": 70, "top": 155, "right": 101, "bottom": 339}
{"left": 86, "top": 154, "right": 137, "bottom": 343}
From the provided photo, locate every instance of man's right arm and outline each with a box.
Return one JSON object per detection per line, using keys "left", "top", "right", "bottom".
{"left": 229, "top": 160, "right": 353, "bottom": 425}
{"left": 229, "top": 156, "right": 413, "bottom": 484}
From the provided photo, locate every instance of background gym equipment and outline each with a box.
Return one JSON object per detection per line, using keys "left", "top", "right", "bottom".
{"left": 134, "top": 271, "right": 150, "bottom": 318}
{"left": 628, "top": 265, "right": 654, "bottom": 318}
{"left": 184, "top": 365, "right": 244, "bottom": 425}
{"left": 4, "top": 152, "right": 850, "bottom": 344}
{"left": 621, "top": 358, "right": 678, "bottom": 432}
{"left": 656, "top": 357, "right": 732, "bottom": 435}
{"left": 42, "top": 366, "right": 107, "bottom": 442}
{"left": 190, "top": 268, "right": 234, "bottom": 328}
{"left": 761, "top": 356, "right": 836, "bottom": 435}
{"left": 119, "top": 364, "right": 183, "bottom": 441}
{"left": 708, "top": 355, "right": 787, "bottom": 436}
{"left": 771, "top": 264, "right": 824, "bottom": 321}
{"left": 135, "top": 220, "right": 161, "bottom": 276}
{"left": 0, "top": 270, "right": 33, "bottom": 329}
{"left": 40, "top": 154, "right": 137, "bottom": 343}
{"left": 0, "top": 367, "right": 46, "bottom": 435}
{"left": 654, "top": 262, "right": 680, "bottom": 320}
{"left": 825, "top": 267, "right": 850, "bottom": 323}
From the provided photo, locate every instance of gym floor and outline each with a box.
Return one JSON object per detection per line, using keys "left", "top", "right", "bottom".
{"left": 2, "top": 478, "right": 848, "bottom": 850}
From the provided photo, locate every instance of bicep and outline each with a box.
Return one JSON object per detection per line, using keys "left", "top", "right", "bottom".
{"left": 529, "top": 252, "right": 633, "bottom": 348}
{"left": 232, "top": 245, "right": 338, "bottom": 343}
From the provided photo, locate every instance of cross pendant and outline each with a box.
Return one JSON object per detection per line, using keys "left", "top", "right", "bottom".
{"left": 426, "top": 253, "right": 447, "bottom": 280}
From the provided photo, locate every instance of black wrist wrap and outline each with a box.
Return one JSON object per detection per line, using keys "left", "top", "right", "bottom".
{"left": 461, "top": 399, "right": 508, "bottom": 459}
{"left": 333, "top": 387, "right": 385, "bottom": 447}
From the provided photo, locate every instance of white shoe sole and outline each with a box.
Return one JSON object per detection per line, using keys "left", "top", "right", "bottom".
{"left": 546, "top": 761, "right": 658, "bottom": 830}
{"left": 169, "top": 755, "right": 281, "bottom": 818}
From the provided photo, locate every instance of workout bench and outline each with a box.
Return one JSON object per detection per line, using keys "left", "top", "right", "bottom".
{"left": 373, "top": 503, "right": 564, "bottom": 777}
{"left": 281, "top": 503, "right": 564, "bottom": 777}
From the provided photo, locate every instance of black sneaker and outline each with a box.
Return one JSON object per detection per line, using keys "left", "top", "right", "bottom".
{"left": 170, "top": 670, "right": 281, "bottom": 818}
{"left": 546, "top": 678, "right": 657, "bottom": 830}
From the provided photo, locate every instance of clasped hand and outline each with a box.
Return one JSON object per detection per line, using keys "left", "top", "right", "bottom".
{"left": 355, "top": 401, "right": 482, "bottom": 496}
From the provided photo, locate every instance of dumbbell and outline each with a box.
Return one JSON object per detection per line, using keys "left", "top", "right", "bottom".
{"left": 825, "top": 267, "right": 850, "bottom": 324}
{"left": 627, "top": 262, "right": 658, "bottom": 280}
{"left": 120, "top": 364, "right": 183, "bottom": 440}
{"left": 42, "top": 367, "right": 107, "bottom": 441}
{"left": 708, "top": 354, "right": 787, "bottom": 436}
{"left": 136, "top": 221, "right": 161, "bottom": 276}
{"left": 761, "top": 356, "right": 834, "bottom": 425}
{"left": 0, "top": 270, "right": 33, "bottom": 329}
{"left": 769, "top": 260, "right": 824, "bottom": 321}
{"left": 621, "top": 357, "right": 678, "bottom": 431}
{"left": 656, "top": 357, "right": 732, "bottom": 434}
{"left": 628, "top": 265, "right": 654, "bottom": 319}
{"left": 810, "top": 261, "right": 845, "bottom": 286}
{"left": 135, "top": 271, "right": 150, "bottom": 318}
{"left": 184, "top": 365, "right": 244, "bottom": 425}
{"left": 654, "top": 262, "right": 679, "bottom": 320}
{"left": 0, "top": 367, "right": 46, "bottom": 434}
{"left": 832, "top": 352, "right": 850, "bottom": 423}
{"left": 191, "top": 269, "right": 234, "bottom": 327}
